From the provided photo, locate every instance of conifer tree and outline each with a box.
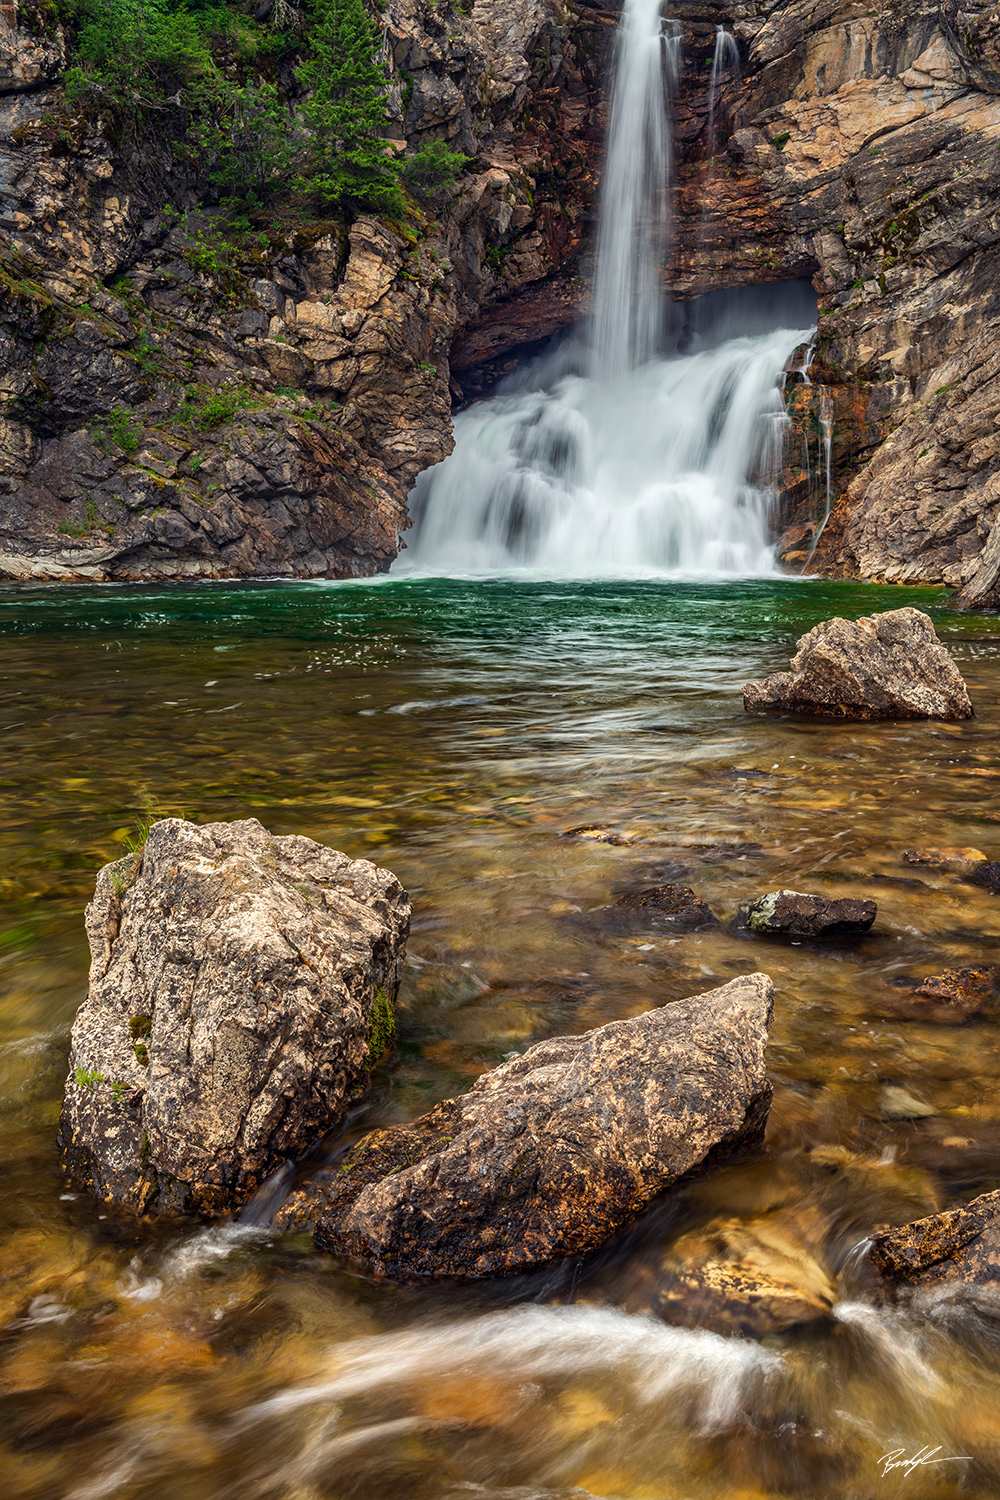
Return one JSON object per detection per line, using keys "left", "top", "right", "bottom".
{"left": 297, "top": 0, "right": 404, "bottom": 218}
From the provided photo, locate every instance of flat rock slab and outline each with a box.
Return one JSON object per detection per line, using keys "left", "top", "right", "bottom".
{"left": 738, "top": 889, "right": 876, "bottom": 939}
{"left": 58, "top": 817, "right": 410, "bottom": 1216}
{"left": 312, "top": 973, "right": 775, "bottom": 1279}
{"left": 868, "top": 1189, "right": 1000, "bottom": 1289}
{"left": 743, "top": 607, "right": 973, "bottom": 720}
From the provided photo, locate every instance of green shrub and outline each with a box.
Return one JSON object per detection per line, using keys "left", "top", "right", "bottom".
{"left": 190, "top": 79, "right": 294, "bottom": 209}
{"left": 400, "top": 137, "right": 470, "bottom": 193}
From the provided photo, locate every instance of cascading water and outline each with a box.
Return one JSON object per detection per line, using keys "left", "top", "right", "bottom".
{"left": 398, "top": 0, "right": 816, "bottom": 579}
{"left": 706, "top": 25, "right": 741, "bottom": 162}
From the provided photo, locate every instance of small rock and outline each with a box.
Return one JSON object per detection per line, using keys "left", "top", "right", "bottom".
{"left": 868, "top": 1188, "right": 1000, "bottom": 1288}
{"left": 738, "top": 889, "right": 876, "bottom": 939}
{"left": 611, "top": 883, "right": 719, "bottom": 929}
{"left": 58, "top": 817, "right": 410, "bottom": 1217}
{"left": 311, "top": 973, "right": 775, "bottom": 1279}
{"left": 742, "top": 607, "right": 973, "bottom": 720}
{"left": 888, "top": 965, "right": 1000, "bottom": 1023}
{"left": 903, "top": 846, "right": 987, "bottom": 868}
{"left": 965, "top": 861, "right": 1000, "bottom": 895}
{"left": 879, "top": 1085, "right": 937, "bottom": 1120}
{"left": 563, "top": 825, "right": 632, "bottom": 846}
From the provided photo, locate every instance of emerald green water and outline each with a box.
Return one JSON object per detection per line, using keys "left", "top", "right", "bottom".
{"left": 2, "top": 575, "right": 1000, "bottom": 1500}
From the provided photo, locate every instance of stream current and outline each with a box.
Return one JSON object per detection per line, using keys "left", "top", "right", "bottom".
{"left": 2, "top": 576, "right": 1000, "bottom": 1499}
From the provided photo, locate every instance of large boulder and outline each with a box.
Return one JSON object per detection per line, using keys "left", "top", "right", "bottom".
{"left": 58, "top": 818, "right": 410, "bottom": 1216}
{"left": 743, "top": 608, "right": 973, "bottom": 720}
{"left": 311, "top": 973, "right": 775, "bottom": 1279}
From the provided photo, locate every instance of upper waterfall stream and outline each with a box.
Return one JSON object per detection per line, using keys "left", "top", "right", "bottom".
{"left": 399, "top": 0, "right": 815, "bottom": 579}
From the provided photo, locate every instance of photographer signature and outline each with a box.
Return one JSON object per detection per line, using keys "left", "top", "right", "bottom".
{"left": 879, "top": 1445, "right": 971, "bottom": 1479}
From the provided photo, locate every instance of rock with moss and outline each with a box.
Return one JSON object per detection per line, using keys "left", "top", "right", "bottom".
{"left": 58, "top": 817, "right": 410, "bottom": 1216}
{"left": 309, "top": 973, "right": 775, "bottom": 1279}
{"left": 737, "top": 889, "right": 876, "bottom": 940}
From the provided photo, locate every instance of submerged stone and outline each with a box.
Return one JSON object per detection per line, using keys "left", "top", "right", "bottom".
{"left": 612, "top": 883, "right": 719, "bottom": 929}
{"left": 737, "top": 889, "right": 876, "bottom": 939}
{"left": 965, "top": 861, "right": 1000, "bottom": 895}
{"left": 883, "top": 965, "right": 1000, "bottom": 1023}
{"left": 742, "top": 608, "right": 973, "bottom": 720}
{"left": 58, "top": 817, "right": 410, "bottom": 1217}
{"left": 311, "top": 973, "right": 775, "bottom": 1279}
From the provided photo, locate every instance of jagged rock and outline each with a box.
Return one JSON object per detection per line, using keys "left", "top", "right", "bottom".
{"left": 311, "top": 973, "right": 775, "bottom": 1279}
{"left": 868, "top": 1188, "right": 1000, "bottom": 1288}
{"left": 738, "top": 889, "right": 876, "bottom": 939}
{"left": 58, "top": 817, "right": 410, "bottom": 1216}
{"left": 743, "top": 609, "right": 973, "bottom": 720}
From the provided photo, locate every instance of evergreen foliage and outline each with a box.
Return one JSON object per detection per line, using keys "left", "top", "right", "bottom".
{"left": 296, "top": 0, "right": 403, "bottom": 217}
{"left": 401, "top": 137, "right": 470, "bottom": 193}
{"left": 191, "top": 80, "right": 294, "bottom": 208}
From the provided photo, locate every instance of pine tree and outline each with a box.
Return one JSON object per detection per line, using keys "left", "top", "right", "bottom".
{"left": 297, "top": 0, "right": 404, "bottom": 218}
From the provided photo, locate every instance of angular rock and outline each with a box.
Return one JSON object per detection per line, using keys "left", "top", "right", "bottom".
{"left": 742, "top": 609, "right": 973, "bottom": 720}
{"left": 58, "top": 817, "right": 410, "bottom": 1216}
{"left": 737, "top": 889, "right": 876, "bottom": 939}
{"left": 312, "top": 973, "right": 775, "bottom": 1279}
{"left": 868, "top": 1189, "right": 1000, "bottom": 1289}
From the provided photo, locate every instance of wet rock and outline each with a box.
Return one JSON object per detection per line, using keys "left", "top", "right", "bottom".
{"left": 562, "top": 825, "right": 633, "bottom": 846}
{"left": 742, "top": 609, "right": 973, "bottom": 720}
{"left": 642, "top": 1214, "right": 835, "bottom": 1338}
{"left": 610, "top": 884, "right": 719, "bottom": 929}
{"left": 867, "top": 1188, "right": 1000, "bottom": 1288}
{"left": 903, "top": 846, "right": 987, "bottom": 868}
{"left": 312, "top": 973, "right": 775, "bottom": 1279}
{"left": 965, "top": 861, "right": 1000, "bottom": 895}
{"left": 737, "top": 889, "right": 876, "bottom": 940}
{"left": 58, "top": 817, "right": 410, "bottom": 1216}
{"left": 879, "top": 1086, "right": 937, "bottom": 1121}
{"left": 884, "top": 965, "right": 1000, "bottom": 1023}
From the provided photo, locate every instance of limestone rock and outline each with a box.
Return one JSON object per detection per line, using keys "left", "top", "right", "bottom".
{"left": 312, "top": 973, "right": 775, "bottom": 1279}
{"left": 738, "top": 889, "right": 876, "bottom": 939}
{"left": 868, "top": 1188, "right": 1000, "bottom": 1288}
{"left": 58, "top": 818, "right": 411, "bottom": 1216}
{"left": 742, "top": 609, "right": 973, "bottom": 720}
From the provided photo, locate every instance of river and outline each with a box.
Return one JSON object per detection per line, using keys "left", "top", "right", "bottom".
{"left": 2, "top": 575, "right": 1000, "bottom": 1498}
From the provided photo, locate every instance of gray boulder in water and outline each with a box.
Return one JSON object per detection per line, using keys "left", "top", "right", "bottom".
{"left": 58, "top": 817, "right": 410, "bottom": 1216}
{"left": 311, "top": 972, "right": 774, "bottom": 1279}
{"left": 743, "top": 607, "right": 973, "bottom": 720}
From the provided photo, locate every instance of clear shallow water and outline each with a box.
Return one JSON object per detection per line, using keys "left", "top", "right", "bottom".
{"left": 2, "top": 575, "right": 1000, "bottom": 1499}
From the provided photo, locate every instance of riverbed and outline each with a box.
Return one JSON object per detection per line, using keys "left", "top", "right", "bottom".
{"left": 2, "top": 575, "right": 1000, "bottom": 1499}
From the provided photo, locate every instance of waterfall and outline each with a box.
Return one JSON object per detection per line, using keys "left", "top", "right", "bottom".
{"left": 590, "top": 0, "right": 679, "bottom": 377}
{"left": 706, "top": 26, "right": 741, "bottom": 161}
{"left": 396, "top": 0, "right": 817, "bottom": 580}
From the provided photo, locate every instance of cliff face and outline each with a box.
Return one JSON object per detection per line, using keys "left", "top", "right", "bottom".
{"left": 667, "top": 0, "right": 1000, "bottom": 608}
{"left": 0, "top": 0, "right": 610, "bottom": 580}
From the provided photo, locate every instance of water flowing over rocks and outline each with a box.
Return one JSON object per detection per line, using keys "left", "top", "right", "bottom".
{"left": 309, "top": 973, "right": 774, "bottom": 1279}
{"left": 58, "top": 818, "right": 410, "bottom": 1216}
{"left": 868, "top": 1188, "right": 1000, "bottom": 1290}
{"left": 737, "top": 889, "right": 877, "bottom": 940}
{"left": 743, "top": 608, "right": 974, "bottom": 720}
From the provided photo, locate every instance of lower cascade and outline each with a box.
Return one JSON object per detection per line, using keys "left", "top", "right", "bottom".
{"left": 401, "top": 310, "right": 815, "bottom": 577}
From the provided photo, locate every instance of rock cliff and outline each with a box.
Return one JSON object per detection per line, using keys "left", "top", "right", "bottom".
{"left": 0, "top": 0, "right": 610, "bottom": 579}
